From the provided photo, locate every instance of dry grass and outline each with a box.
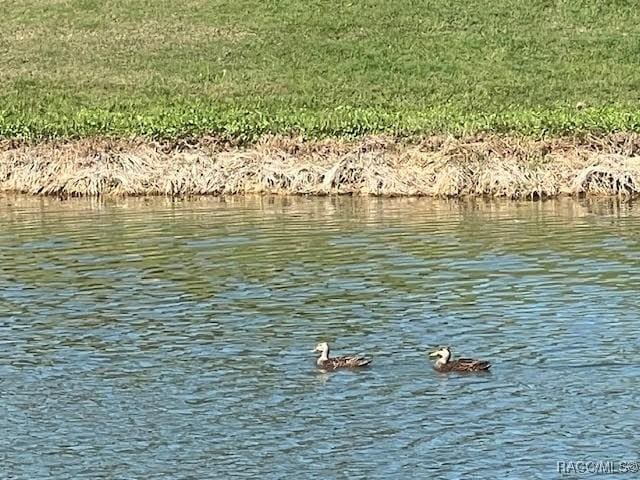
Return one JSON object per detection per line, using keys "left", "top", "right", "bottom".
{"left": 1, "top": 135, "right": 640, "bottom": 198}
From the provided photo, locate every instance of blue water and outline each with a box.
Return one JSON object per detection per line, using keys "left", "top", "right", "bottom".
{"left": 1, "top": 195, "right": 639, "bottom": 479}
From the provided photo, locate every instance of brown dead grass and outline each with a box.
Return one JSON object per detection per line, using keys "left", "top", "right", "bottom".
{"left": 1, "top": 134, "right": 640, "bottom": 198}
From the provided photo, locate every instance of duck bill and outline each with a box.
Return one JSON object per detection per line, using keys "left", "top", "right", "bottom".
{"left": 428, "top": 351, "right": 439, "bottom": 357}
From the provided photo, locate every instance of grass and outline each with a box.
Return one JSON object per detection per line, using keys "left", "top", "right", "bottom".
{"left": 2, "top": 135, "right": 640, "bottom": 197}
{"left": 2, "top": 0, "right": 640, "bottom": 140}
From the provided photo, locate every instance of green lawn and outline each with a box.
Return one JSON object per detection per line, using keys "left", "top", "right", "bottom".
{"left": 2, "top": 0, "right": 640, "bottom": 139}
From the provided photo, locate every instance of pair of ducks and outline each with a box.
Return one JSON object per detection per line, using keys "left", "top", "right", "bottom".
{"left": 313, "top": 342, "right": 491, "bottom": 372}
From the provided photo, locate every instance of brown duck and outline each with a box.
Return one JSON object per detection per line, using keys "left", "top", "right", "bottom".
{"left": 429, "top": 346, "right": 491, "bottom": 372}
{"left": 313, "top": 342, "right": 371, "bottom": 370}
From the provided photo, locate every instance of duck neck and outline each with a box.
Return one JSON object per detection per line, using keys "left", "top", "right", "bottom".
{"left": 435, "top": 357, "right": 447, "bottom": 368}
{"left": 317, "top": 346, "right": 330, "bottom": 363}
{"left": 436, "top": 350, "right": 451, "bottom": 367}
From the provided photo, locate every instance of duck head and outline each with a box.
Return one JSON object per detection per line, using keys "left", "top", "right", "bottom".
{"left": 314, "top": 342, "right": 330, "bottom": 357}
{"left": 429, "top": 346, "right": 451, "bottom": 364}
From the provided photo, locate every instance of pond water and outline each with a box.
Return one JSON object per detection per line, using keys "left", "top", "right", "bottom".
{"left": 1, "top": 195, "right": 639, "bottom": 479}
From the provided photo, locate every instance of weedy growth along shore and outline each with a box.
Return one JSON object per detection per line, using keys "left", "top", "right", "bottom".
{"left": 1, "top": 135, "right": 639, "bottom": 198}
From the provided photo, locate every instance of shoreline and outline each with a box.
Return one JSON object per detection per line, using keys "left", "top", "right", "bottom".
{"left": 1, "top": 135, "right": 639, "bottom": 198}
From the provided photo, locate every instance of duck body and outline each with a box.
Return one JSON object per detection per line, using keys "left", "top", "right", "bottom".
{"left": 429, "top": 346, "right": 490, "bottom": 373}
{"left": 433, "top": 357, "right": 491, "bottom": 373}
{"left": 317, "top": 355, "right": 372, "bottom": 370}
{"left": 314, "top": 342, "right": 371, "bottom": 370}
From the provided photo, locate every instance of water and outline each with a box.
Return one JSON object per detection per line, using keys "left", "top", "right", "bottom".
{"left": 1, "top": 195, "right": 639, "bottom": 479}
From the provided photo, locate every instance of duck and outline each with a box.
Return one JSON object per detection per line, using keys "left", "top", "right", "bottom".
{"left": 429, "top": 346, "right": 491, "bottom": 372}
{"left": 313, "top": 342, "right": 371, "bottom": 370}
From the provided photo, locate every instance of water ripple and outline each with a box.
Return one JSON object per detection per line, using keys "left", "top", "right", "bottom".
{"left": 0, "top": 195, "right": 639, "bottom": 479}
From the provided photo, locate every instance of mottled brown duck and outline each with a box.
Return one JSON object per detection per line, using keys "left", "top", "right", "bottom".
{"left": 429, "top": 346, "right": 491, "bottom": 373}
{"left": 313, "top": 342, "right": 371, "bottom": 370}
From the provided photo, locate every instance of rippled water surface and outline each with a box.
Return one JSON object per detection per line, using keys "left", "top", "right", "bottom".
{"left": 1, "top": 195, "right": 640, "bottom": 479}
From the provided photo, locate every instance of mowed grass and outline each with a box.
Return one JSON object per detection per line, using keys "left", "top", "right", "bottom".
{"left": 1, "top": 0, "right": 640, "bottom": 139}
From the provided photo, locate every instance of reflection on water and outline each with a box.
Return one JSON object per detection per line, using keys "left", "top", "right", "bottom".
{"left": 1, "top": 195, "right": 639, "bottom": 479}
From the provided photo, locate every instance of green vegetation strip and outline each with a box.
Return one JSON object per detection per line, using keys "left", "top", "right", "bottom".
{"left": 2, "top": 0, "right": 640, "bottom": 140}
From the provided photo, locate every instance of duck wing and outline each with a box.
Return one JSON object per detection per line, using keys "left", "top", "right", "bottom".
{"left": 323, "top": 355, "right": 371, "bottom": 369}
{"left": 452, "top": 358, "right": 491, "bottom": 372}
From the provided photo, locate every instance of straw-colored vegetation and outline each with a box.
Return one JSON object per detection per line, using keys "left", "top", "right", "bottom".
{"left": 1, "top": 135, "right": 639, "bottom": 198}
